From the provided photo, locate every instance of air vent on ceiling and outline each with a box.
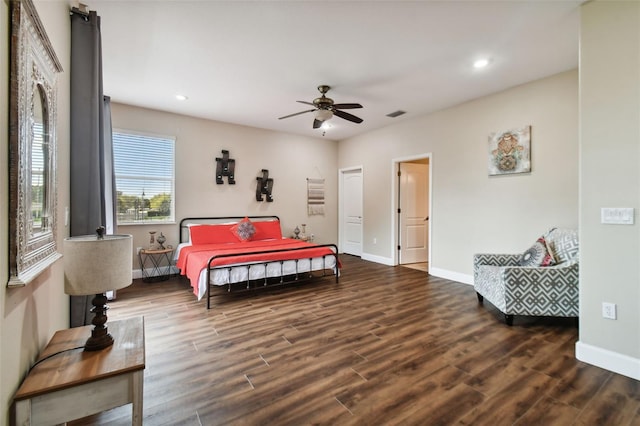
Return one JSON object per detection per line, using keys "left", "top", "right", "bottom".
{"left": 386, "top": 110, "right": 406, "bottom": 118}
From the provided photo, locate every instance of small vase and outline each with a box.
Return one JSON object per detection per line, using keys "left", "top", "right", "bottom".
{"left": 294, "top": 226, "right": 300, "bottom": 239}
{"left": 300, "top": 224, "right": 307, "bottom": 240}
{"left": 157, "top": 232, "right": 166, "bottom": 249}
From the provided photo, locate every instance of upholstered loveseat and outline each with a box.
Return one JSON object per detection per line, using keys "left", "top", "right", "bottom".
{"left": 473, "top": 228, "right": 579, "bottom": 325}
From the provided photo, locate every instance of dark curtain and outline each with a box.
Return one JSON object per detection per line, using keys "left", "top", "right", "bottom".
{"left": 70, "top": 9, "right": 116, "bottom": 327}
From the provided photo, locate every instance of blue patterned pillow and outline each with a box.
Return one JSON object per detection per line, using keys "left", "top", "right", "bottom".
{"left": 231, "top": 217, "right": 256, "bottom": 242}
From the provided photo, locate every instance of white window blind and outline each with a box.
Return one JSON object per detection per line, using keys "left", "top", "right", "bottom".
{"left": 31, "top": 122, "right": 46, "bottom": 232}
{"left": 113, "top": 130, "right": 175, "bottom": 224}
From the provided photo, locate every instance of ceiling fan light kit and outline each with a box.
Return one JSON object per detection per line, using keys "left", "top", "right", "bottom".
{"left": 279, "top": 85, "right": 363, "bottom": 129}
{"left": 315, "top": 109, "right": 333, "bottom": 121}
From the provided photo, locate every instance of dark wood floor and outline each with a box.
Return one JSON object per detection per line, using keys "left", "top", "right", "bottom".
{"left": 71, "top": 255, "right": 640, "bottom": 425}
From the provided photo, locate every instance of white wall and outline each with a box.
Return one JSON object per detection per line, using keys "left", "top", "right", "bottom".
{"left": 339, "top": 70, "right": 579, "bottom": 283}
{"left": 1, "top": 1, "right": 70, "bottom": 423}
{"left": 576, "top": 0, "right": 640, "bottom": 380}
{"left": 110, "top": 103, "right": 339, "bottom": 270}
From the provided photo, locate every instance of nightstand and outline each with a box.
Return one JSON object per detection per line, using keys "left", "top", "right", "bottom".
{"left": 138, "top": 247, "right": 174, "bottom": 282}
{"left": 13, "top": 316, "right": 145, "bottom": 425}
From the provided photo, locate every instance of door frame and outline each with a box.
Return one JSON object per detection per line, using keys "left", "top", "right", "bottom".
{"left": 391, "top": 153, "right": 432, "bottom": 267}
{"left": 339, "top": 165, "right": 364, "bottom": 255}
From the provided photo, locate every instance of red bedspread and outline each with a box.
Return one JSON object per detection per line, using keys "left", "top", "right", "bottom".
{"left": 176, "top": 238, "right": 339, "bottom": 295}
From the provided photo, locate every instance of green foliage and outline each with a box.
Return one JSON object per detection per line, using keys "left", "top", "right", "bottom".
{"left": 116, "top": 191, "right": 172, "bottom": 222}
{"left": 149, "top": 193, "right": 171, "bottom": 215}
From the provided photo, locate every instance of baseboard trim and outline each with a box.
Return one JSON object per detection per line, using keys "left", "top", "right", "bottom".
{"left": 356, "top": 256, "right": 473, "bottom": 284}
{"left": 576, "top": 341, "right": 640, "bottom": 380}
{"left": 360, "top": 253, "right": 394, "bottom": 266}
{"left": 429, "top": 267, "right": 473, "bottom": 285}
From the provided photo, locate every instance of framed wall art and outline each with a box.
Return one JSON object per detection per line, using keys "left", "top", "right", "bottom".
{"left": 488, "top": 125, "right": 531, "bottom": 176}
{"left": 8, "top": 0, "right": 63, "bottom": 286}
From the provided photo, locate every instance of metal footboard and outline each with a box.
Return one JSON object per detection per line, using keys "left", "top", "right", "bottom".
{"left": 204, "top": 244, "right": 339, "bottom": 309}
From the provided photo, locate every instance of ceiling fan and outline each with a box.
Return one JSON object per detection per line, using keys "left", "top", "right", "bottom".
{"left": 278, "top": 85, "right": 363, "bottom": 129}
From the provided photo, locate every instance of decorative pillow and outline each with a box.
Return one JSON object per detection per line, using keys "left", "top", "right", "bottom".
{"left": 547, "top": 229, "right": 579, "bottom": 264}
{"left": 231, "top": 217, "right": 256, "bottom": 242}
{"left": 518, "top": 237, "right": 555, "bottom": 267}
{"left": 252, "top": 220, "right": 283, "bottom": 241}
{"left": 189, "top": 224, "right": 237, "bottom": 245}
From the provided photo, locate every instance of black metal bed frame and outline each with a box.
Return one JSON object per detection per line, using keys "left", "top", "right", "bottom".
{"left": 178, "top": 217, "right": 340, "bottom": 309}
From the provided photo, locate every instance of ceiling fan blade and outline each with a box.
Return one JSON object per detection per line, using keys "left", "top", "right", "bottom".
{"left": 296, "top": 101, "right": 316, "bottom": 107}
{"left": 278, "top": 109, "right": 316, "bottom": 120}
{"left": 333, "top": 109, "right": 363, "bottom": 124}
{"left": 313, "top": 119, "right": 323, "bottom": 129}
{"left": 333, "top": 103, "right": 363, "bottom": 109}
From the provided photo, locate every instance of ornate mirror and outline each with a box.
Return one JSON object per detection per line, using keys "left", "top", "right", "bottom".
{"left": 8, "top": 0, "right": 63, "bottom": 286}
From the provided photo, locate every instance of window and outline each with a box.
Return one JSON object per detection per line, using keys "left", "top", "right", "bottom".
{"left": 31, "top": 121, "right": 47, "bottom": 233}
{"left": 113, "top": 130, "right": 175, "bottom": 225}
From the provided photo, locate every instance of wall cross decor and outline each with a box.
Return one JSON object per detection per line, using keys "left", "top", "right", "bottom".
{"left": 215, "top": 149, "right": 236, "bottom": 184}
{"left": 256, "top": 169, "right": 274, "bottom": 202}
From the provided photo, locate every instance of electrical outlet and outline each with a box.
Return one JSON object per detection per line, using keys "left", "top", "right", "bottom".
{"left": 373, "top": 237, "right": 377, "bottom": 244}
{"left": 602, "top": 302, "right": 617, "bottom": 320}
{"left": 137, "top": 247, "right": 142, "bottom": 254}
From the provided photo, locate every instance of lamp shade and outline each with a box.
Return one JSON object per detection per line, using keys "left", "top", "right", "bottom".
{"left": 64, "top": 234, "right": 133, "bottom": 295}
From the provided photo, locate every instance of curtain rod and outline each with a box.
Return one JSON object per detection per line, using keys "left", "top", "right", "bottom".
{"left": 70, "top": 4, "right": 90, "bottom": 18}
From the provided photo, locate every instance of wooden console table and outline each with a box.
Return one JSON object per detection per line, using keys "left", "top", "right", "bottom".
{"left": 13, "top": 316, "right": 145, "bottom": 425}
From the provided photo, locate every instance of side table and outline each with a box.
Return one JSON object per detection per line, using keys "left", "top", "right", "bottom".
{"left": 13, "top": 316, "right": 145, "bottom": 425}
{"left": 138, "top": 247, "right": 174, "bottom": 282}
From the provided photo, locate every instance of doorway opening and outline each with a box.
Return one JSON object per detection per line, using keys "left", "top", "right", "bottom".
{"left": 392, "top": 154, "right": 431, "bottom": 272}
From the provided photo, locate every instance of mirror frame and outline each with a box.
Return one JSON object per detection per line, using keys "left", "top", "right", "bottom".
{"left": 8, "top": 0, "right": 63, "bottom": 287}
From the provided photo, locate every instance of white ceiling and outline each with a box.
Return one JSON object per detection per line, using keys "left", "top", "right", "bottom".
{"left": 90, "top": 1, "right": 582, "bottom": 141}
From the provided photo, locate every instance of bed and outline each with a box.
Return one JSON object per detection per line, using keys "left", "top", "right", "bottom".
{"left": 175, "top": 216, "right": 340, "bottom": 309}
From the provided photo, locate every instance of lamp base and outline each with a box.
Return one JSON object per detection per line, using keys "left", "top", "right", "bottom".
{"left": 84, "top": 331, "right": 114, "bottom": 351}
{"left": 84, "top": 293, "right": 114, "bottom": 351}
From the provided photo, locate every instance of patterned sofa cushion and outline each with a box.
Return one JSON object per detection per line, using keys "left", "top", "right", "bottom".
{"left": 546, "top": 229, "right": 579, "bottom": 264}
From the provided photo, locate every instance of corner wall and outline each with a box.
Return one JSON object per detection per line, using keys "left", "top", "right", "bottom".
{"left": 339, "top": 70, "right": 579, "bottom": 282}
{"left": 576, "top": 0, "right": 640, "bottom": 380}
{"left": 1, "top": 1, "right": 71, "bottom": 423}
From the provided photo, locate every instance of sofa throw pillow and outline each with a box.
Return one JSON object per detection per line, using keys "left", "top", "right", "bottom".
{"left": 518, "top": 237, "right": 555, "bottom": 267}
{"left": 231, "top": 217, "right": 256, "bottom": 242}
{"left": 547, "top": 229, "right": 579, "bottom": 264}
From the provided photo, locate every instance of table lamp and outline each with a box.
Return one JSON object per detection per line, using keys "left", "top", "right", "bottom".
{"left": 64, "top": 228, "right": 133, "bottom": 351}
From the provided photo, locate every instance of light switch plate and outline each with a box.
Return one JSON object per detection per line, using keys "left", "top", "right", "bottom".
{"left": 601, "top": 208, "right": 634, "bottom": 225}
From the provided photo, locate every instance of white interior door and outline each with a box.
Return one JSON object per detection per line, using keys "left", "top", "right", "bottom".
{"left": 341, "top": 169, "right": 363, "bottom": 256}
{"left": 399, "top": 162, "right": 428, "bottom": 264}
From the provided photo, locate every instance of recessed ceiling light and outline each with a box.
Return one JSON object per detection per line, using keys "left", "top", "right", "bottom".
{"left": 175, "top": 94, "right": 188, "bottom": 101}
{"left": 473, "top": 58, "right": 490, "bottom": 69}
